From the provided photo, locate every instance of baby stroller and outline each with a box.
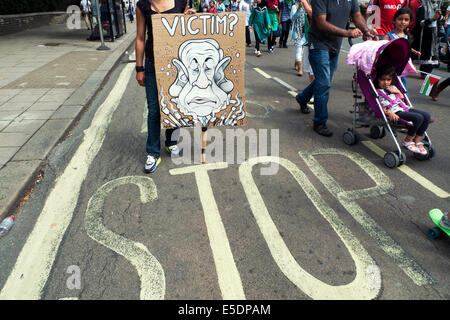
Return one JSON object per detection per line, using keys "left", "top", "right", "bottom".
{"left": 345, "top": 38, "right": 435, "bottom": 168}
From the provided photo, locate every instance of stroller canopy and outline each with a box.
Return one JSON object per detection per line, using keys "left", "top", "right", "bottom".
{"left": 347, "top": 38, "right": 416, "bottom": 78}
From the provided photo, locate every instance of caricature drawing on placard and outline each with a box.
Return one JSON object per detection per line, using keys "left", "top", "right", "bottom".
{"left": 153, "top": 12, "right": 246, "bottom": 128}
{"left": 169, "top": 39, "right": 235, "bottom": 126}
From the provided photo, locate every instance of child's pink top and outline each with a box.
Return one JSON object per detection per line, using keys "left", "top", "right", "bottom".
{"left": 207, "top": 7, "right": 218, "bottom": 13}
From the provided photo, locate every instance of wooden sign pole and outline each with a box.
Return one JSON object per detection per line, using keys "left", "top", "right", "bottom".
{"left": 201, "top": 127, "right": 207, "bottom": 164}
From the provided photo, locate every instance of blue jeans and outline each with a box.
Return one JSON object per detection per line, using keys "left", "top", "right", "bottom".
{"left": 296, "top": 48, "right": 339, "bottom": 124}
{"left": 145, "top": 62, "right": 176, "bottom": 158}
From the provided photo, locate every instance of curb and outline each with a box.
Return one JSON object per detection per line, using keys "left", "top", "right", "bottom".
{"left": 0, "top": 31, "right": 136, "bottom": 221}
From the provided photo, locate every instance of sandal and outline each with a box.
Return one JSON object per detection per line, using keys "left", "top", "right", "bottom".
{"left": 401, "top": 140, "right": 419, "bottom": 153}
{"left": 415, "top": 142, "right": 428, "bottom": 155}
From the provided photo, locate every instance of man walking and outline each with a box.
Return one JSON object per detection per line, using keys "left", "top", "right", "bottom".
{"left": 295, "top": 0, "right": 377, "bottom": 136}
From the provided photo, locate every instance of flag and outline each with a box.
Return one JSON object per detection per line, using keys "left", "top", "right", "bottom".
{"left": 420, "top": 74, "right": 441, "bottom": 96}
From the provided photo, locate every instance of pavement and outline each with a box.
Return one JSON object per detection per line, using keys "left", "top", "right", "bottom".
{"left": 0, "top": 19, "right": 137, "bottom": 220}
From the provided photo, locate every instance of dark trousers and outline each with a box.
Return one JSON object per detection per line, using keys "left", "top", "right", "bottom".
{"left": 396, "top": 109, "right": 431, "bottom": 137}
{"left": 280, "top": 20, "right": 291, "bottom": 46}
{"left": 268, "top": 32, "right": 276, "bottom": 49}
{"left": 245, "top": 26, "right": 251, "bottom": 45}
{"left": 439, "top": 77, "right": 450, "bottom": 91}
{"left": 254, "top": 32, "right": 261, "bottom": 51}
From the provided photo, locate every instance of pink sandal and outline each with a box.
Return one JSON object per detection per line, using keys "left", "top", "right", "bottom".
{"left": 415, "top": 142, "right": 428, "bottom": 155}
{"left": 402, "top": 140, "right": 419, "bottom": 153}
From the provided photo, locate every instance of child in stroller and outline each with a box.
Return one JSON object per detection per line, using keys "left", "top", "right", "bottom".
{"left": 375, "top": 64, "right": 431, "bottom": 156}
{"left": 345, "top": 38, "right": 435, "bottom": 168}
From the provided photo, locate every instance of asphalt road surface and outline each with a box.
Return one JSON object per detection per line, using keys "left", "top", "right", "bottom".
{"left": 0, "top": 40, "right": 449, "bottom": 301}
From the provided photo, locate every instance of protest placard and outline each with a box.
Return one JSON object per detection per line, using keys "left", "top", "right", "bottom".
{"left": 152, "top": 12, "right": 247, "bottom": 128}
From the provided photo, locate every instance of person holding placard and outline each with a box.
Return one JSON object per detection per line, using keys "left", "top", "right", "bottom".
{"left": 135, "top": 0, "right": 196, "bottom": 173}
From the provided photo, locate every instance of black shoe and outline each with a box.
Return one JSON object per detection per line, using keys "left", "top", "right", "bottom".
{"left": 313, "top": 123, "right": 333, "bottom": 137}
{"left": 295, "top": 95, "right": 311, "bottom": 114}
{"left": 300, "top": 104, "right": 311, "bottom": 114}
{"left": 283, "top": 44, "right": 287, "bottom": 48}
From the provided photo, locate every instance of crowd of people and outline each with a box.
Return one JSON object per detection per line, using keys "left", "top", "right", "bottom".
{"left": 188, "top": 0, "right": 250, "bottom": 13}
{"left": 134, "top": 0, "right": 448, "bottom": 173}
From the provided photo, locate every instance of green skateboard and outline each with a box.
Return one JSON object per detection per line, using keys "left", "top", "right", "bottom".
{"left": 427, "top": 209, "right": 450, "bottom": 239}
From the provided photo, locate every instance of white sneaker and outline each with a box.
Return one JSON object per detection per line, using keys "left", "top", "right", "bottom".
{"left": 256, "top": 50, "right": 261, "bottom": 57}
{"left": 144, "top": 155, "right": 160, "bottom": 173}
{"left": 166, "top": 145, "right": 181, "bottom": 156}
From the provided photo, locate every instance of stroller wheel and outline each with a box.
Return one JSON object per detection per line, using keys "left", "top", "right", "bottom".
{"left": 423, "top": 141, "right": 435, "bottom": 159}
{"left": 398, "top": 152, "right": 406, "bottom": 166}
{"left": 384, "top": 152, "right": 400, "bottom": 168}
{"left": 428, "top": 145, "right": 435, "bottom": 159}
{"left": 343, "top": 130, "right": 357, "bottom": 145}
{"left": 370, "top": 125, "right": 384, "bottom": 139}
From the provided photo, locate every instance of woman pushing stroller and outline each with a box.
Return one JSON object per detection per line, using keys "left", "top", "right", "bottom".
{"left": 375, "top": 64, "right": 431, "bottom": 156}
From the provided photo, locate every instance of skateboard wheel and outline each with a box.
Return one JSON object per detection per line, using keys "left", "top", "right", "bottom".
{"left": 427, "top": 227, "right": 442, "bottom": 239}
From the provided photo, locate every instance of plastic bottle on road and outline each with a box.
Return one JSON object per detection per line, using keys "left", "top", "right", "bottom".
{"left": 0, "top": 216, "right": 15, "bottom": 236}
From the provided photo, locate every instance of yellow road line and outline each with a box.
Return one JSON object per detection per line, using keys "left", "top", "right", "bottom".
{"left": 289, "top": 91, "right": 315, "bottom": 110}
{"left": 362, "top": 141, "right": 450, "bottom": 199}
{"left": 253, "top": 67, "right": 272, "bottom": 79}
{"left": 362, "top": 140, "right": 386, "bottom": 158}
